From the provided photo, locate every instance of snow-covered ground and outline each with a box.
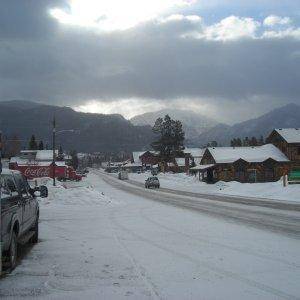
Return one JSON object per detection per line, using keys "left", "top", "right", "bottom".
{"left": 129, "top": 171, "right": 300, "bottom": 202}
{"left": 0, "top": 172, "right": 300, "bottom": 299}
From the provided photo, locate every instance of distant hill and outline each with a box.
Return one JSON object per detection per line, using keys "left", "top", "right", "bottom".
{"left": 0, "top": 100, "right": 154, "bottom": 153}
{"left": 130, "top": 108, "right": 218, "bottom": 144}
{"left": 194, "top": 103, "right": 300, "bottom": 146}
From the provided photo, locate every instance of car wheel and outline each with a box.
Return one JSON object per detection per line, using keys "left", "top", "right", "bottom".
{"left": 8, "top": 232, "right": 18, "bottom": 270}
{"left": 30, "top": 218, "right": 39, "bottom": 244}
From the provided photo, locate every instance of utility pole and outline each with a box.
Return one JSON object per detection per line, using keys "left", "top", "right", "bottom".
{"left": 52, "top": 116, "right": 56, "bottom": 186}
{"left": 0, "top": 131, "right": 3, "bottom": 275}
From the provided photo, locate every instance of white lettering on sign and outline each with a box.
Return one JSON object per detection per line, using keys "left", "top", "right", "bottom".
{"left": 24, "top": 167, "right": 50, "bottom": 178}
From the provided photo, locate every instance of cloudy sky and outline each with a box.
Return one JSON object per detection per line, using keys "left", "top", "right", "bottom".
{"left": 0, "top": 0, "right": 299, "bottom": 123}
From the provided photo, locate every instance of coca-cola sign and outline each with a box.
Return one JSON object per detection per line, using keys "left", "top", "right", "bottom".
{"left": 24, "top": 167, "right": 50, "bottom": 178}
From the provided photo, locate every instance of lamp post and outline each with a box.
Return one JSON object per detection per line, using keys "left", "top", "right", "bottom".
{"left": 52, "top": 117, "right": 56, "bottom": 186}
{"left": 0, "top": 131, "right": 2, "bottom": 275}
{"left": 52, "top": 117, "right": 79, "bottom": 186}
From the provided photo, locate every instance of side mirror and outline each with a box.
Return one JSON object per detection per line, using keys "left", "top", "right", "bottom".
{"left": 40, "top": 185, "right": 48, "bottom": 198}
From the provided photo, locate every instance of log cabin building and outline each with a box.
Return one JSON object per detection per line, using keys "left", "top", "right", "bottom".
{"left": 267, "top": 128, "right": 300, "bottom": 168}
{"left": 199, "top": 144, "right": 290, "bottom": 183}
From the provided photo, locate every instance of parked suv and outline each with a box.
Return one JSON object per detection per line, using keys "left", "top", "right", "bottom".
{"left": 1, "top": 169, "right": 48, "bottom": 270}
{"left": 145, "top": 176, "right": 160, "bottom": 189}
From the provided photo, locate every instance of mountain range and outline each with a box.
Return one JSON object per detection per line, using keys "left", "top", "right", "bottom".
{"left": 0, "top": 100, "right": 299, "bottom": 152}
{"left": 0, "top": 100, "right": 154, "bottom": 153}
{"left": 193, "top": 103, "right": 300, "bottom": 146}
{"left": 130, "top": 108, "right": 217, "bottom": 144}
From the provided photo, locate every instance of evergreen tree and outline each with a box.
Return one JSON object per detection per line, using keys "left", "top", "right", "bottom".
{"left": 236, "top": 138, "right": 242, "bottom": 146}
{"left": 250, "top": 136, "right": 258, "bottom": 146}
{"left": 29, "top": 135, "right": 38, "bottom": 150}
{"left": 243, "top": 137, "right": 250, "bottom": 146}
{"left": 38, "top": 140, "right": 44, "bottom": 150}
{"left": 151, "top": 115, "right": 185, "bottom": 161}
{"left": 70, "top": 150, "right": 79, "bottom": 170}
{"left": 259, "top": 135, "right": 264, "bottom": 145}
{"left": 57, "top": 145, "right": 64, "bottom": 161}
{"left": 210, "top": 141, "right": 218, "bottom": 147}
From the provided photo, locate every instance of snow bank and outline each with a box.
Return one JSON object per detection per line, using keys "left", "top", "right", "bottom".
{"left": 39, "top": 179, "right": 120, "bottom": 207}
{"left": 129, "top": 171, "right": 300, "bottom": 202}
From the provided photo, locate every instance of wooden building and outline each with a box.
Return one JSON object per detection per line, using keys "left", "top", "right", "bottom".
{"left": 267, "top": 128, "right": 300, "bottom": 168}
{"left": 198, "top": 144, "right": 290, "bottom": 183}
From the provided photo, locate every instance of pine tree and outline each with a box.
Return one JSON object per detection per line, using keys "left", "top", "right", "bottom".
{"left": 57, "top": 145, "right": 64, "bottom": 161}
{"left": 38, "top": 140, "right": 44, "bottom": 150}
{"left": 250, "top": 137, "right": 258, "bottom": 146}
{"left": 259, "top": 135, "right": 264, "bottom": 145}
{"left": 29, "top": 135, "right": 38, "bottom": 150}
{"left": 236, "top": 138, "right": 242, "bottom": 146}
{"left": 70, "top": 150, "right": 79, "bottom": 170}
{"left": 151, "top": 115, "right": 185, "bottom": 161}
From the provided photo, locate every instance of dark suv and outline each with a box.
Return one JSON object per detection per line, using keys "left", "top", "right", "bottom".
{"left": 1, "top": 169, "right": 48, "bottom": 270}
{"left": 145, "top": 176, "right": 160, "bottom": 189}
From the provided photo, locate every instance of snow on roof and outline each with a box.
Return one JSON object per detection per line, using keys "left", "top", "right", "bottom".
{"left": 175, "top": 158, "right": 186, "bottom": 166}
{"left": 35, "top": 150, "right": 58, "bottom": 161}
{"left": 123, "top": 162, "right": 142, "bottom": 167}
{"left": 1, "top": 168, "right": 21, "bottom": 175}
{"left": 207, "top": 144, "right": 289, "bottom": 164}
{"left": 190, "top": 164, "right": 215, "bottom": 171}
{"left": 275, "top": 128, "right": 300, "bottom": 143}
{"left": 184, "top": 148, "right": 205, "bottom": 158}
{"left": 132, "top": 151, "right": 146, "bottom": 163}
{"left": 20, "top": 150, "right": 37, "bottom": 154}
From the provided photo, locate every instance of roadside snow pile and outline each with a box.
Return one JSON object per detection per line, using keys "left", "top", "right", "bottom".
{"left": 129, "top": 171, "right": 300, "bottom": 202}
{"left": 40, "top": 180, "right": 119, "bottom": 206}
{"left": 217, "top": 180, "right": 300, "bottom": 202}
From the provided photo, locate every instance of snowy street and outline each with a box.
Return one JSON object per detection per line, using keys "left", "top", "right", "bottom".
{"left": 0, "top": 171, "right": 300, "bottom": 299}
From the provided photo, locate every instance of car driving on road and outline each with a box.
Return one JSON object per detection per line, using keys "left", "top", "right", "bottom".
{"left": 145, "top": 176, "right": 160, "bottom": 189}
{"left": 1, "top": 169, "right": 48, "bottom": 271}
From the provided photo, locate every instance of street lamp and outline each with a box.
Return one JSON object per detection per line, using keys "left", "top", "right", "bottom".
{"left": 0, "top": 131, "right": 2, "bottom": 275}
{"left": 52, "top": 117, "right": 79, "bottom": 186}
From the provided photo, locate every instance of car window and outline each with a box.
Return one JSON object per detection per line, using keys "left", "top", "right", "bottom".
{"left": 14, "top": 174, "right": 29, "bottom": 196}
{"left": 1, "top": 175, "right": 18, "bottom": 197}
{"left": 0, "top": 176, "right": 12, "bottom": 199}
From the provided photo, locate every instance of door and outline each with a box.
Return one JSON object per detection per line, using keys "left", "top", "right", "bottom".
{"left": 0, "top": 175, "right": 19, "bottom": 249}
{"left": 13, "top": 174, "right": 33, "bottom": 232}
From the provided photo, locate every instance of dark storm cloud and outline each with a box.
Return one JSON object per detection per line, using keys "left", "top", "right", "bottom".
{"left": 0, "top": 0, "right": 69, "bottom": 39}
{"left": 0, "top": 0, "right": 299, "bottom": 117}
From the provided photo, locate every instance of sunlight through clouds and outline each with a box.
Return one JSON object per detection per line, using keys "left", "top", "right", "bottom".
{"left": 50, "top": 0, "right": 197, "bottom": 31}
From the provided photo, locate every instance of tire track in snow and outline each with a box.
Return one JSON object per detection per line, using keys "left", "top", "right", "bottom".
{"left": 98, "top": 171, "right": 300, "bottom": 238}
{"left": 109, "top": 210, "right": 162, "bottom": 300}
{"left": 110, "top": 209, "right": 299, "bottom": 300}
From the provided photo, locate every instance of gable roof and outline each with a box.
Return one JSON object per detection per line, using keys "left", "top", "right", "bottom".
{"left": 132, "top": 151, "right": 159, "bottom": 163}
{"left": 274, "top": 128, "right": 300, "bottom": 143}
{"left": 206, "top": 144, "right": 289, "bottom": 164}
{"left": 184, "top": 148, "right": 205, "bottom": 158}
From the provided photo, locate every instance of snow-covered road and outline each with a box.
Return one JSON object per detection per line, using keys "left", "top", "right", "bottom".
{"left": 1, "top": 171, "right": 300, "bottom": 299}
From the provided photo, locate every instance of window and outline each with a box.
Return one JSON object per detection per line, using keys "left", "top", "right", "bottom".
{"left": 1, "top": 175, "right": 18, "bottom": 197}
{"left": 0, "top": 176, "right": 11, "bottom": 199}
{"left": 14, "top": 174, "right": 28, "bottom": 196}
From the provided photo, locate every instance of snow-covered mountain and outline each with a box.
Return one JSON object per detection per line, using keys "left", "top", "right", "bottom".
{"left": 130, "top": 109, "right": 218, "bottom": 143}
{"left": 194, "top": 103, "right": 300, "bottom": 146}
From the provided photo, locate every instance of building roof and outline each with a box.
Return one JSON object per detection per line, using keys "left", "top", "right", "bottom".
{"left": 206, "top": 144, "right": 289, "bottom": 164}
{"left": 35, "top": 150, "right": 58, "bottom": 161}
{"left": 132, "top": 151, "right": 158, "bottom": 163}
{"left": 184, "top": 148, "right": 205, "bottom": 158}
{"left": 275, "top": 128, "right": 300, "bottom": 143}
{"left": 132, "top": 151, "right": 146, "bottom": 163}
{"left": 190, "top": 164, "right": 215, "bottom": 171}
{"left": 175, "top": 158, "right": 186, "bottom": 167}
